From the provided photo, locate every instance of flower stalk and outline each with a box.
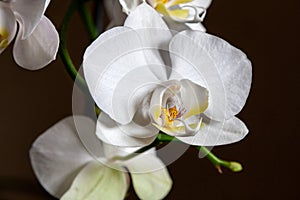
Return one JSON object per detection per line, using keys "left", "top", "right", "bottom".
{"left": 59, "top": 0, "right": 88, "bottom": 94}
{"left": 157, "top": 133, "right": 243, "bottom": 173}
{"left": 78, "top": 0, "right": 99, "bottom": 40}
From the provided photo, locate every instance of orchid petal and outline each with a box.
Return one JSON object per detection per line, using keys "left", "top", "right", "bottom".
{"left": 83, "top": 27, "right": 161, "bottom": 124}
{"left": 124, "top": 149, "right": 172, "bottom": 199}
{"left": 176, "top": 116, "right": 249, "bottom": 146}
{"left": 10, "top": 0, "right": 47, "bottom": 39}
{"left": 180, "top": 79, "right": 208, "bottom": 119}
{"left": 124, "top": 3, "right": 170, "bottom": 30}
{"left": 119, "top": 0, "right": 143, "bottom": 14}
{"left": 13, "top": 16, "right": 59, "bottom": 70}
{"left": 96, "top": 112, "right": 158, "bottom": 147}
{"left": 169, "top": 30, "right": 252, "bottom": 121}
{"left": 0, "top": 6, "right": 17, "bottom": 53}
{"left": 102, "top": 142, "right": 140, "bottom": 160}
{"left": 29, "top": 116, "right": 97, "bottom": 198}
{"left": 61, "top": 161, "right": 128, "bottom": 200}
{"left": 185, "top": 0, "right": 212, "bottom": 9}
{"left": 124, "top": 3, "right": 173, "bottom": 80}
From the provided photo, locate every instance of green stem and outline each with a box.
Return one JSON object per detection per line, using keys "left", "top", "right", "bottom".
{"left": 59, "top": 0, "right": 88, "bottom": 93}
{"left": 157, "top": 133, "right": 242, "bottom": 173}
{"left": 78, "top": 0, "right": 99, "bottom": 40}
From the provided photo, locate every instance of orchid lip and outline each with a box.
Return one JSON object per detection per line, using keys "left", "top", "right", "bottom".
{"left": 174, "top": 117, "right": 202, "bottom": 136}
{"left": 174, "top": 5, "right": 207, "bottom": 23}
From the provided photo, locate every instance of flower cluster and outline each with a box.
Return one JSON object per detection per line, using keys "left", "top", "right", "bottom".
{"left": 0, "top": 0, "right": 252, "bottom": 199}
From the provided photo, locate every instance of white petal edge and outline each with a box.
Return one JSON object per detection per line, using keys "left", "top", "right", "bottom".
{"left": 11, "top": 0, "right": 47, "bottom": 38}
{"left": 184, "top": 0, "right": 212, "bottom": 9}
{"left": 96, "top": 112, "right": 158, "bottom": 147}
{"left": 61, "top": 161, "right": 128, "bottom": 200}
{"left": 13, "top": 16, "right": 59, "bottom": 70}
{"left": 29, "top": 116, "right": 96, "bottom": 198}
{"left": 0, "top": 6, "right": 17, "bottom": 54}
{"left": 176, "top": 116, "right": 249, "bottom": 146}
{"left": 169, "top": 30, "right": 252, "bottom": 121}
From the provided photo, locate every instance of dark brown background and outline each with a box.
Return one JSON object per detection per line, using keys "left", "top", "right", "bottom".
{"left": 1, "top": 0, "right": 299, "bottom": 199}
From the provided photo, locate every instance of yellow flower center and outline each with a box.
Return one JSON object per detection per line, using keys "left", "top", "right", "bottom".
{"left": 0, "top": 28, "right": 9, "bottom": 49}
{"left": 162, "top": 106, "right": 179, "bottom": 126}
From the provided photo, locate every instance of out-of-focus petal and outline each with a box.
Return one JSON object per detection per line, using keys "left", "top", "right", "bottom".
{"left": 0, "top": 6, "right": 17, "bottom": 53}
{"left": 29, "top": 116, "right": 96, "bottom": 198}
{"left": 83, "top": 27, "right": 160, "bottom": 125}
{"left": 124, "top": 149, "right": 172, "bottom": 199}
{"left": 61, "top": 161, "right": 128, "bottom": 200}
{"left": 96, "top": 112, "right": 158, "bottom": 147}
{"left": 169, "top": 30, "right": 252, "bottom": 121}
{"left": 176, "top": 116, "right": 249, "bottom": 146}
{"left": 13, "top": 16, "right": 59, "bottom": 70}
{"left": 10, "top": 0, "right": 47, "bottom": 38}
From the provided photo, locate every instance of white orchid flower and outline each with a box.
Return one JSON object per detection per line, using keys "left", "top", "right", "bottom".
{"left": 115, "top": 0, "right": 212, "bottom": 31}
{"left": 0, "top": 0, "right": 59, "bottom": 70}
{"left": 30, "top": 116, "right": 172, "bottom": 200}
{"left": 83, "top": 3, "right": 252, "bottom": 147}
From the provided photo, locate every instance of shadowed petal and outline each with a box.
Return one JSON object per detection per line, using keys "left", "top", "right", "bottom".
{"left": 11, "top": 0, "right": 47, "bottom": 38}
{"left": 96, "top": 112, "right": 158, "bottom": 147}
{"left": 13, "top": 16, "right": 59, "bottom": 70}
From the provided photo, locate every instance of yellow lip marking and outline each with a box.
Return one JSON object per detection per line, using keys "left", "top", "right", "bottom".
{"left": 162, "top": 106, "right": 179, "bottom": 127}
{"left": 0, "top": 28, "right": 9, "bottom": 49}
{"left": 154, "top": 0, "right": 192, "bottom": 20}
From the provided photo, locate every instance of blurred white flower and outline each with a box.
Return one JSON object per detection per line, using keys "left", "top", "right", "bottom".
{"left": 114, "top": 0, "right": 212, "bottom": 31}
{"left": 30, "top": 116, "right": 172, "bottom": 200}
{"left": 83, "top": 4, "right": 252, "bottom": 147}
{"left": 0, "top": 0, "right": 59, "bottom": 70}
